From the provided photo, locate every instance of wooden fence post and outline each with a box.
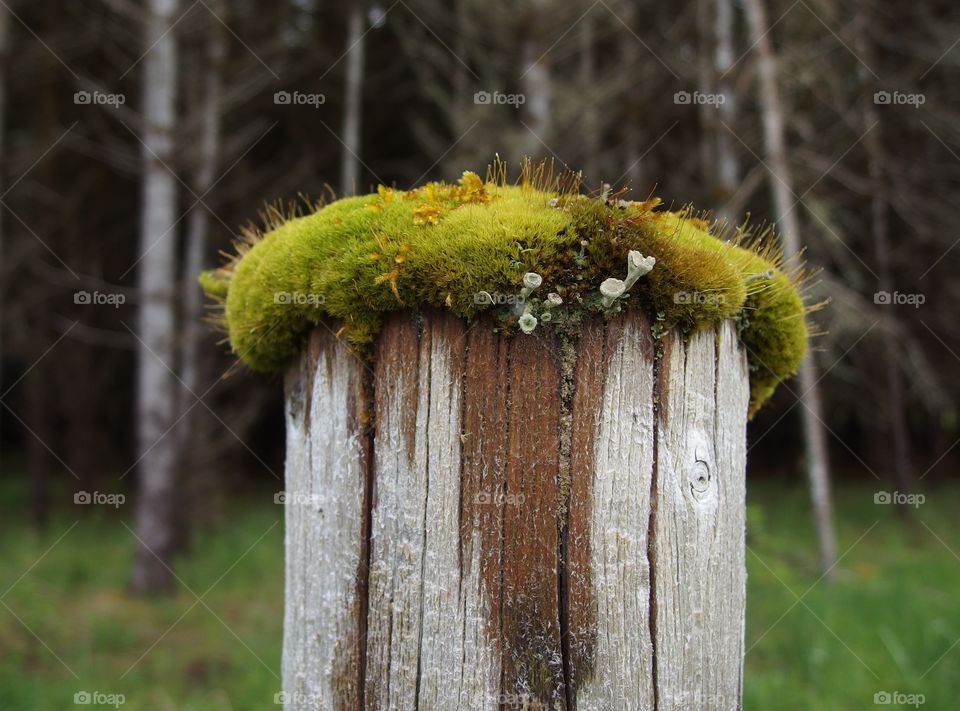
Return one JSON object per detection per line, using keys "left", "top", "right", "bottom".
{"left": 280, "top": 309, "right": 749, "bottom": 710}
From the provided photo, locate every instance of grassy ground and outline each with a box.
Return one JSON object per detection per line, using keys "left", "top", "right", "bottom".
{"left": 0, "top": 478, "right": 957, "bottom": 709}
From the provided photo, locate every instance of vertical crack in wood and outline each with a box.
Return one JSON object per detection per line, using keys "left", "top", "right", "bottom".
{"left": 556, "top": 329, "right": 579, "bottom": 711}
{"left": 356, "top": 353, "right": 375, "bottom": 711}
{"left": 649, "top": 330, "right": 672, "bottom": 711}
{"left": 413, "top": 316, "right": 433, "bottom": 710}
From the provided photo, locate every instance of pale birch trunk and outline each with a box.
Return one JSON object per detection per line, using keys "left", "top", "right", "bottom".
{"left": 696, "top": 0, "right": 715, "bottom": 179}
{"left": 521, "top": 6, "right": 552, "bottom": 160}
{"left": 579, "top": 12, "right": 598, "bottom": 184}
{"left": 619, "top": 1, "right": 644, "bottom": 190}
{"left": 281, "top": 313, "right": 750, "bottom": 710}
{"left": 339, "top": 4, "right": 366, "bottom": 196}
{"left": 743, "top": 0, "right": 837, "bottom": 576}
{"left": 131, "top": 0, "right": 181, "bottom": 594}
{"left": 713, "top": 0, "right": 739, "bottom": 225}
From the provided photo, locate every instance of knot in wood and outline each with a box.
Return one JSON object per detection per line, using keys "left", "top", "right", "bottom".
{"left": 688, "top": 444, "right": 713, "bottom": 501}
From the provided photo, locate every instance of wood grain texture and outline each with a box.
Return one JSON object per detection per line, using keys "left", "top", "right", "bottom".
{"left": 501, "top": 329, "right": 566, "bottom": 709}
{"left": 652, "top": 322, "right": 749, "bottom": 710}
{"left": 459, "top": 324, "right": 511, "bottom": 707}
{"left": 282, "top": 315, "right": 751, "bottom": 711}
{"left": 571, "top": 313, "right": 657, "bottom": 711}
{"left": 364, "top": 313, "right": 504, "bottom": 710}
{"left": 282, "top": 329, "right": 369, "bottom": 711}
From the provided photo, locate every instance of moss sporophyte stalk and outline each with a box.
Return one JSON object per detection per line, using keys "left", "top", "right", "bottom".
{"left": 201, "top": 162, "right": 812, "bottom": 415}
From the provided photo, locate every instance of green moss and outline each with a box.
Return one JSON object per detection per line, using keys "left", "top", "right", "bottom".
{"left": 202, "top": 169, "right": 809, "bottom": 414}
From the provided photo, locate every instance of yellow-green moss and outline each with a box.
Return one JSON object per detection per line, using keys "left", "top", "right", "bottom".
{"left": 202, "top": 169, "right": 809, "bottom": 414}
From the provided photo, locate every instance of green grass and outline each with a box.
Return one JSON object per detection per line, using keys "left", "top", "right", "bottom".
{"left": 0, "top": 478, "right": 284, "bottom": 710}
{"left": 744, "top": 482, "right": 960, "bottom": 709}
{"left": 0, "top": 478, "right": 957, "bottom": 709}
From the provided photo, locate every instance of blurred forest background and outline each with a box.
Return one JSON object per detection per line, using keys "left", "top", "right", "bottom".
{"left": 0, "top": 0, "right": 958, "bottom": 708}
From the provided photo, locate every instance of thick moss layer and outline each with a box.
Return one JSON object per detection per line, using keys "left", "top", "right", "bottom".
{"left": 202, "top": 171, "right": 808, "bottom": 414}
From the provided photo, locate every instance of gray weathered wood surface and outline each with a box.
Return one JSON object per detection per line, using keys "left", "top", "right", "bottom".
{"left": 281, "top": 313, "right": 749, "bottom": 710}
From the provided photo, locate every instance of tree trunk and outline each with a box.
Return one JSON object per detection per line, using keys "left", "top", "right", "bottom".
{"left": 855, "top": 25, "right": 914, "bottom": 506}
{"left": 281, "top": 312, "right": 750, "bottom": 709}
{"left": 868, "top": 126, "right": 914, "bottom": 506}
{"left": 131, "top": 0, "right": 180, "bottom": 594}
{"left": 620, "top": 1, "right": 644, "bottom": 191}
{"left": 579, "top": 11, "right": 598, "bottom": 185}
{"left": 696, "top": 0, "right": 715, "bottom": 181}
{"left": 713, "top": 0, "right": 739, "bottom": 225}
{"left": 743, "top": 0, "right": 837, "bottom": 577}
{"left": 339, "top": 4, "right": 366, "bottom": 196}
{"left": 520, "top": 10, "right": 552, "bottom": 161}
{"left": 171, "top": 0, "right": 226, "bottom": 550}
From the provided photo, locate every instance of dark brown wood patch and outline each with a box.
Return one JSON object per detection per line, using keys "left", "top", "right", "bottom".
{"left": 374, "top": 312, "right": 421, "bottom": 474}
{"left": 563, "top": 316, "right": 608, "bottom": 698}
{"left": 501, "top": 329, "right": 567, "bottom": 708}
{"left": 460, "top": 319, "right": 510, "bottom": 642}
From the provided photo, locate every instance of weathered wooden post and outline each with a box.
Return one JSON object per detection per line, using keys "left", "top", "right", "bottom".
{"left": 203, "top": 165, "right": 807, "bottom": 710}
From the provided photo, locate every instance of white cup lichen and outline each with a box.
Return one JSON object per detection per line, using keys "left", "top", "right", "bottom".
{"left": 521, "top": 272, "right": 543, "bottom": 300}
{"left": 600, "top": 278, "right": 626, "bottom": 308}
{"left": 599, "top": 250, "right": 656, "bottom": 308}
{"left": 518, "top": 312, "right": 538, "bottom": 334}
{"left": 626, "top": 250, "right": 656, "bottom": 283}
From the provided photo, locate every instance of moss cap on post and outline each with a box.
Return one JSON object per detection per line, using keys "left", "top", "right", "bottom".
{"left": 201, "top": 161, "right": 810, "bottom": 415}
